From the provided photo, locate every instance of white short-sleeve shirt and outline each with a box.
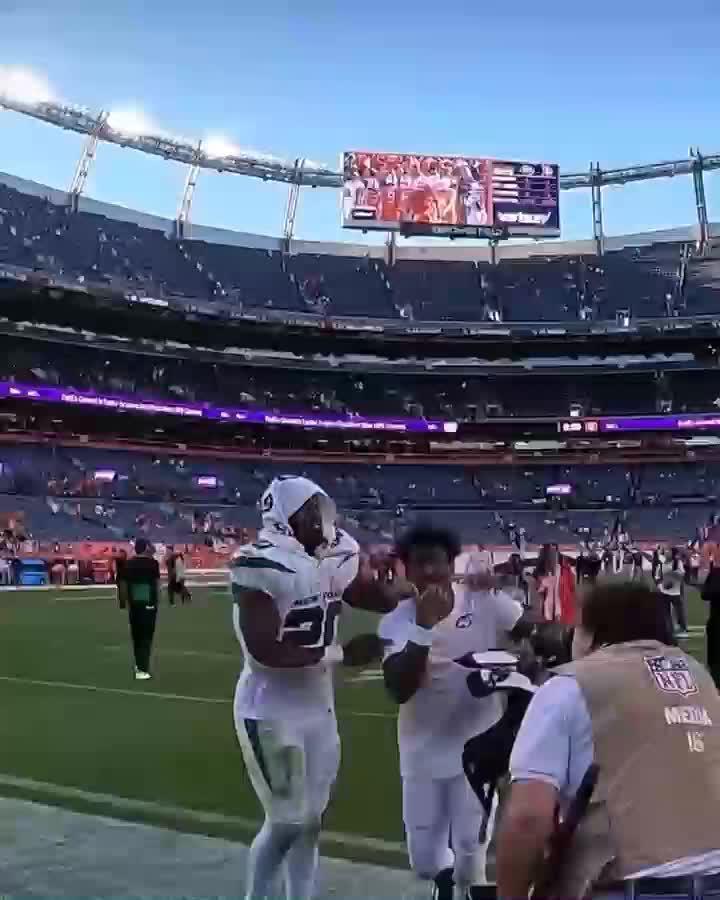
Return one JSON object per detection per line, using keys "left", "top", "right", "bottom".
{"left": 380, "top": 586, "right": 523, "bottom": 779}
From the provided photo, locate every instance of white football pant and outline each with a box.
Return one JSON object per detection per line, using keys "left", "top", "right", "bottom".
{"left": 235, "top": 705, "right": 340, "bottom": 900}
{"left": 402, "top": 772, "right": 497, "bottom": 891}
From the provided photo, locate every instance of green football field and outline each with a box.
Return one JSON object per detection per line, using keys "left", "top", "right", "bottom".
{"left": 0, "top": 582, "right": 710, "bottom": 868}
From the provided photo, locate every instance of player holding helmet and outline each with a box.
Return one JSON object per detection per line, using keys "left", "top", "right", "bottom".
{"left": 231, "top": 476, "right": 404, "bottom": 900}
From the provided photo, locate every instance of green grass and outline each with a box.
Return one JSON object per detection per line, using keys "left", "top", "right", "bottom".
{"left": 0, "top": 583, "right": 711, "bottom": 866}
{"left": 0, "top": 585, "right": 403, "bottom": 865}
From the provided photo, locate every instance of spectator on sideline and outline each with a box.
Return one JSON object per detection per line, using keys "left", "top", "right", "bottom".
{"left": 0, "top": 556, "right": 10, "bottom": 586}
{"left": 529, "top": 544, "right": 560, "bottom": 622}
{"left": 558, "top": 553, "right": 577, "bottom": 626}
{"left": 120, "top": 538, "right": 160, "bottom": 680}
{"left": 657, "top": 546, "right": 689, "bottom": 639}
{"left": 9, "top": 552, "right": 21, "bottom": 586}
{"left": 166, "top": 545, "right": 191, "bottom": 605}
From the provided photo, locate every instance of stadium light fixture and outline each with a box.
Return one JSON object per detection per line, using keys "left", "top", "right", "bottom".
{"left": 106, "top": 107, "right": 155, "bottom": 138}
{"left": 0, "top": 66, "right": 54, "bottom": 105}
{"left": 303, "top": 159, "right": 327, "bottom": 172}
{"left": 203, "top": 134, "right": 241, "bottom": 159}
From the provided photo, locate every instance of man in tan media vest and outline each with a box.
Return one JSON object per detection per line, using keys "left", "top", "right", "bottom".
{"left": 496, "top": 580, "right": 720, "bottom": 900}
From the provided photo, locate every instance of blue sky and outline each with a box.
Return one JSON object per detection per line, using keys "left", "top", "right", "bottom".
{"left": 1, "top": 0, "right": 720, "bottom": 243}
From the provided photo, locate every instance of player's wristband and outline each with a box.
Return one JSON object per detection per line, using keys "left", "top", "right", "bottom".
{"left": 323, "top": 645, "right": 344, "bottom": 665}
{"left": 408, "top": 624, "right": 434, "bottom": 647}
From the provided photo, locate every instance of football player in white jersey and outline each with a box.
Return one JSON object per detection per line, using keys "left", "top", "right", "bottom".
{"left": 231, "top": 476, "right": 402, "bottom": 900}
{"left": 380, "top": 527, "right": 534, "bottom": 900}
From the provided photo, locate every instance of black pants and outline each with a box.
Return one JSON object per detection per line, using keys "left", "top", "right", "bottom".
{"left": 128, "top": 604, "right": 157, "bottom": 672}
{"left": 707, "top": 613, "right": 720, "bottom": 689}
{"left": 669, "top": 593, "right": 688, "bottom": 632}
{"left": 168, "top": 579, "right": 191, "bottom": 605}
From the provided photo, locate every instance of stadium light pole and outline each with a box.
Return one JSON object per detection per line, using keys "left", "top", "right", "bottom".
{"left": 385, "top": 230, "right": 396, "bottom": 267}
{"left": 690, "top": 147, "right": 709, "bottom": 250}
{"left": 590, "top": 162, "right": 605, "bottom": 257}
{"left": 176, "top": 141, "right": 202, "bottom": 239}
{"left": 283, "top": 158, "right": 305, "bottom": 249}
{"left": 68, "top": 111, "right": 108, "bottom": 212}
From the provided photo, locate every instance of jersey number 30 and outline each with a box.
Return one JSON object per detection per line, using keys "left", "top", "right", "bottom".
{"left": 281, "top": 601, "right": 341, "bottom": 648}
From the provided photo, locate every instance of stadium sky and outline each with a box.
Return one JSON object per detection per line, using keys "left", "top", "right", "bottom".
{"left": 1, "top": 0, "right": 720, "bottom": 244}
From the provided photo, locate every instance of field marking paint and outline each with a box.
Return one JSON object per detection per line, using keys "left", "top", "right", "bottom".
{"left": 47, "top": 594, "right": 118, "bottom": 604}
{"left": 0, "top": 584, "right": 116, "bottom": 593}
{"left": 0, "top": 772, "right": 405, "bottom": 855}
{"left": 103, "top": 643, "right": 239, "bottom": 661}
{"left": 0, "top": 580, "right": 229, "bottom": 594}
{"left": 350, "top": 669, "right": 384, "bottom": 683}
{"left": 0, "top": 674, "right": 394, "bottom": 719}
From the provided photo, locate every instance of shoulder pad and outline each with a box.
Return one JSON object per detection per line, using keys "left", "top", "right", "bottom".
{"left": 230, "top": 541, "right": 297, "bottom": 595}
{"left": 325, "top": 528, "right": 360, "bottom": 561}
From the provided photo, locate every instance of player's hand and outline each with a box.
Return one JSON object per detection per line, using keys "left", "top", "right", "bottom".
{"left": 530, "top": 622, "right": 572, "bottom": 666}
{"left": 341, "top": 633, "right": 387, "bottom": 668}
{"left": 415, "top": 584, "right": 454, "bottom": 629}
{"left": 516, "top": 638, "right": 541, "bottom": 682}
{"left": 383, "top": 573, "right": 417, "bottom": 604}
{"left": 465, "top": 570, "right": 497, "bottom": 591}
{"left": 466, "top": 669, "right": 498, "bottom": 698}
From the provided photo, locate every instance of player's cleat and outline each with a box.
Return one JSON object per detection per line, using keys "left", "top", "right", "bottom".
{"left": 432, "top": 867, "right": 455, "bottom": 900}
{"left": 465, "top": 886, "right": 497, "bottom": 900}
{"left": 676, "top": 630, "right": 690, "bottom": 639}
{"left": 134, "top": 669, "right": 152, "bottom": 681}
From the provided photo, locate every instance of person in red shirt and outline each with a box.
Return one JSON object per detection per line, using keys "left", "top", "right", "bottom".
{"left": 558, "top": 553, "right": 577, "bottom": 626}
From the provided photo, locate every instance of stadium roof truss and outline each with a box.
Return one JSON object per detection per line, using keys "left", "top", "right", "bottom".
{"left": 1, "top": 86, "right": 719, "bottom": 252}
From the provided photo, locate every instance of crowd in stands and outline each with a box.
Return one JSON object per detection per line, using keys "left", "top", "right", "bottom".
{"left": 2, "top": 178, "right": 720, "bottom": 552}
{"left": 0, "top": 443, "right": 714, "bottom": 545}
{"left": 2, "top": 179, "right": 719, "bottom": 323}
{"left": 3, "top": 335, "right": 720, "bottom": 421}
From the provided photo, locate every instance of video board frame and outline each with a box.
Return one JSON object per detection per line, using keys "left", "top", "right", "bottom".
{"left": 342, "top": 150, "right": 560, "bottom": 239}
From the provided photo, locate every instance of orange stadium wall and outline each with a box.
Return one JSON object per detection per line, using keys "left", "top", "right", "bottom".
{"left": 21, "top": 538, "right": 679, "bottom": 576}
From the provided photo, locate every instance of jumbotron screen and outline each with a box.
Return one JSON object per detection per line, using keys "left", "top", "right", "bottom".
{"left": 342, "top": 151, "right": 560, "bottom": 237}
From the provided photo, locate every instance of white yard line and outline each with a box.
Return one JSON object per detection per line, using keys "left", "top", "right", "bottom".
{"left": 103, "top": 643, "right": 239, "bottom": 660}
{"left": 0, "top": 581, "right": 229, "bottom": 593}
{"left": 0, "top": 584, "right": 116, "bottom": 592}
{"left": 349, "top": 669, "right": 385, "bottom": 683}
{"left": 0, "top": 673, "right": 395, "bottom": 719}
{"left": 0, "top": 773, "right": 405, "bottom": 855}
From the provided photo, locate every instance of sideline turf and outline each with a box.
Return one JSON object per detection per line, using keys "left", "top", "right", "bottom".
{"left": 0, "top": 587, "right": 401, "bottom": 864}
{"left": 0, "top": 584, "right": 710, "bottom": 864}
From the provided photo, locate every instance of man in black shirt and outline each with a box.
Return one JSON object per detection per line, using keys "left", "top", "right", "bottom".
{"left": 119, "top": 538, "right": 160, "bottom": 680}
{"left": 114, "top": 547, "right": 129, "bottom": 608}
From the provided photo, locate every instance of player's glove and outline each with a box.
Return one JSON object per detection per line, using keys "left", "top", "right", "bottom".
{"left": 454, "top": 650, "right": 518, "bottom": 669}
{"left": 529, "top": 622, "right": 573, "bottom": 666}
{"left": 466, "top": 668, "right": 507, "bottom": 698}
{"left": 516, "top": 637, "right": 541, "bottom": 682}
{"left": 341, "top": 633, "right": 388, "bottom": 668}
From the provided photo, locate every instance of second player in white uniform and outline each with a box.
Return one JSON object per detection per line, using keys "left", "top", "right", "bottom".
{"left": 380, "top": 530, "right": 526, "bottom": 900}
{"left": 231, "top": 476, "right": 402, "bottom": 900}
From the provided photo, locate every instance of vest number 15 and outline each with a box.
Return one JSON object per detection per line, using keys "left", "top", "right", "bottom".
{"left": 687, "top": 730, "right": 705, "bottom": 753}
